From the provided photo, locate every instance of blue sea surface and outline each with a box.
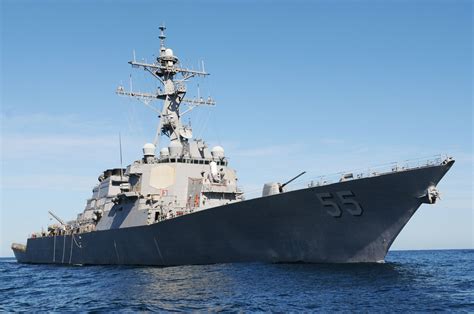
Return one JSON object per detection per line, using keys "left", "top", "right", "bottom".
{"left": 1, "top": 250, "right": 473, "bottom": 311}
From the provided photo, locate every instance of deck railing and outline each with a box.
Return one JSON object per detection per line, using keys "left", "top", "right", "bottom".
{"left": 242, "top": 154, "right": 449, "bottom": 200}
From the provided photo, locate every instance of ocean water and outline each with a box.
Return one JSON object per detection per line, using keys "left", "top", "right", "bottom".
{"left": 0, "top": 250, "right": 472, "bottom": 311}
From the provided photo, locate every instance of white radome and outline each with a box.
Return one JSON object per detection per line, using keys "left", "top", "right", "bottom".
{"left": 165, "top": 48, "right": 174, "bottom": 57}
{"left": 211, "top": 145, "right": 225, "bottom": 159}
{"left": 142, "top": 143, "right": 156, "bottom": 157}
{"left": 169, "top": 141, "right": 183, "bottom": 157}
{"left": 160, "top": 147, "right": 170, "bottom": 157}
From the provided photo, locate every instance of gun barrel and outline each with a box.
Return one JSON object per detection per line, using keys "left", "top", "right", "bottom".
{"left": 48, "top": 210, "right": 66, "bottom": 226}
{"left": 280, "top": 171, "right": 306, "bottom": 189}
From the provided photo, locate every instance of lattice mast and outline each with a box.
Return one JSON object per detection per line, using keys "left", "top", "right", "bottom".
{"left": 117, "top": 25, "right": 215, "bottom": 150}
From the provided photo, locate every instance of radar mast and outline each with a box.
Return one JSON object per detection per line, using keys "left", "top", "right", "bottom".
{"left": 117, "top": 25, "right": 215, "bottom": 151}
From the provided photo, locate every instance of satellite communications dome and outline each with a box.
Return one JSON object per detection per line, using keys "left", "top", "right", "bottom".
{"left": 211, "top": 146, "right": 225, "bottom": 159}
{"left": 165, "top": 48, "right": 174, "bottom": 57}
{"left": 142, "top": 143, "right": 156, "bottom": 157}
{"left": 160, "top": 147, "right": 170, "bottom": 157}
{"left": 169, "top": 141, "right": 183, "bottom": 157}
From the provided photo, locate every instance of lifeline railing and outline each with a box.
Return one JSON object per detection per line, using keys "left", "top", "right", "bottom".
{"left": 242, "top": 154, "right": 448, "bottom": 200}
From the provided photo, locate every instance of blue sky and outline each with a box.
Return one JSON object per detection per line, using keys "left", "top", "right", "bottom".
{"left": 1, "top": 0, "right": 472, "bottom": 257}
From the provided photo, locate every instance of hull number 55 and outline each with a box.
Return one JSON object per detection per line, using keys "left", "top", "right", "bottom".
{"left": 316, "top": 191, "right": 363, "bottom": 217}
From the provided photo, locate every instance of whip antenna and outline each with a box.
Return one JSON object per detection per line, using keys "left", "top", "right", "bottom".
{"left": 119, "top": 132, "right": 123, "bottom": 180}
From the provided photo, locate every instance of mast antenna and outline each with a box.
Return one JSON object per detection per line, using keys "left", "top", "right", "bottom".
{"left": 116, "top": 26, "right": 215, "bottom": 148}
{"left": 119, "top": 132, "right": 123, "bottom": 180}
{"left": 159, "top": 24, "right": 166, "bottom": 50}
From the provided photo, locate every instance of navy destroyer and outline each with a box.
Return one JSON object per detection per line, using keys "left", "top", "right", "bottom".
{"left": 12, "top": 27, "right": 454, "bottom": 265}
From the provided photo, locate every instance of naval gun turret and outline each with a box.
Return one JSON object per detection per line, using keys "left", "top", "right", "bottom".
{"left": 262, "top": 171, "right": 306, "bottom": 197}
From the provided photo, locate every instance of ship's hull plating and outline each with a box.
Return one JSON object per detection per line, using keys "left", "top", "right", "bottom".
{"left": 13, "top": 161, "right": 453, "bottom": 265}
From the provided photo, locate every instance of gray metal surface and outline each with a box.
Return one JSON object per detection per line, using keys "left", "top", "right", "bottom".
{"left": 14, "top": 161, "right": 453, "bottom": 265}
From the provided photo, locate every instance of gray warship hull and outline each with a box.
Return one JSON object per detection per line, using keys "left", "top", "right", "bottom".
{"left": 12, "top": 160, "right": 453, "bottom": 266}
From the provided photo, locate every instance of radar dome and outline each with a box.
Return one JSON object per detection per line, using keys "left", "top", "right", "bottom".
{"left": 211, "top": 146, "right": 225, "bottom": 159}
{"left": 169, "top": 141, "right": 183, "bottom": 157}
{"left": 164, "top": 48, "right": 174, "bottom": 57}
{"left": 142, "top": 143, "right": 156, "bottom": 157}
{"left": 160, "top": 147, "right": 169, "bottom": 158}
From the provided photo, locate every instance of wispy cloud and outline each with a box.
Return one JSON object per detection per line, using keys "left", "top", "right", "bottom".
{"left": 1, "top": 112, "right": 111, "bottom": 133}
{"left": 320, "top": 138, "right": 345, "bottom": 145}
{"left": 0, "top": 134, "right": 124, "bottom": 165}
{"left": 233, "top": 143, "right": 303, "bottom": 158}
{"left": 2, "top": 134, "right": 116, "bottom": 149}
{"left": 0, "top": 174, "right": 96, "bottom": 191}
{"left": 0, "top": 112, "right": 154, "bottom": 161}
